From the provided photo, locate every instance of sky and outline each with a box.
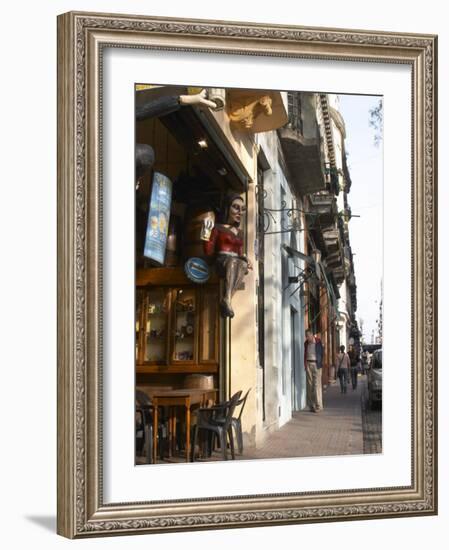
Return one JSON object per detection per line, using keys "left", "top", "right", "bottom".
{"left": 338, "top": 94, "right": 383, "bottom": 344}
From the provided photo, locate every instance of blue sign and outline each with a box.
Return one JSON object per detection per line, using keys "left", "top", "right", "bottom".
{"left": 184, "top": 258, "right": 210, "bottom": 284}
{"left": 143, "top": 172, "right": 173, "bottom": 265}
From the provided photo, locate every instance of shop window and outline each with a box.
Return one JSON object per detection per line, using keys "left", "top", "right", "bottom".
{"left": 172, "top": 288, "right": 197, "bottom": 362}
{"left": 144, "top": 288, "right": 170, "bottom": 364}
{"left": 135, "top": 285, "right": 219, "bottom": 370}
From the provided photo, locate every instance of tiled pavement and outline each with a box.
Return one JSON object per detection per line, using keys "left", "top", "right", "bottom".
{"left": 240, "top": 376, "right": 367, "bottom": 460}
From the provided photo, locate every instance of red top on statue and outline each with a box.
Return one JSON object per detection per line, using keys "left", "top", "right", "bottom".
{"left": 204, "top": 225, "right": 244, "bottom": 257}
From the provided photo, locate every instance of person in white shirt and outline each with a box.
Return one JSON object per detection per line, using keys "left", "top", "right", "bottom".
{"left": 336, "top": 345, "right": 351, "bottom": 394}
{"left": 304, "top": 329, "right": 324, "bottom": 412}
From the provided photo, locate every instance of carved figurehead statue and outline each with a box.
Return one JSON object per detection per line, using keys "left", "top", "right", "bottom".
{"left": 203, "top": 193, "right": 252, "bottom": 318}
{"left": 229, "top": 95, "right": 273, "bottom": 130}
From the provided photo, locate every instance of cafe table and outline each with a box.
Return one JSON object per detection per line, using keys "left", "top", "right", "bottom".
{"left": 148, "top": 388, "right": 218, "bottom": 463}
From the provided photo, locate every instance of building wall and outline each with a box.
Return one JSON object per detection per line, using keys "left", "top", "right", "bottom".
{"left": 254, "top": 130, "right": 307, "bottom": 437}
{"left": 202, "top": 102, "right": 262, "bottom": 446}
{"left": 327, "top": 94, "right": 354, "bottom": 352}
{"left": 338, "top": 281, "right": 351, "bottom": 348}
{"left": 278, "top": 169, "right": 307, "bottom": 420}
{"left": 256, "top": 130, "right": 281, "bottom": 436}
{"left": 205, "top": 90, "right": 300, "bottom": 446}
{"left": 228, "top": 148, "right": 260, "bottom": 446}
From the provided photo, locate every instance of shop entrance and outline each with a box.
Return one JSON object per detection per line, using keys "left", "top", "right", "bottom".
{"left": 134, "top": 87, "right": 248, "bottom": 411}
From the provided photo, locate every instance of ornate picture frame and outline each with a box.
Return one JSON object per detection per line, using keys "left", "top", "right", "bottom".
{"left": 57, "top": 11, "right": 437, "bottom": 538}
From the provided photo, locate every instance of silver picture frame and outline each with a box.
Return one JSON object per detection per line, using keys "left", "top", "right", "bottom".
{"left": 57, "top": 11, "right": 438, "bottom": 538}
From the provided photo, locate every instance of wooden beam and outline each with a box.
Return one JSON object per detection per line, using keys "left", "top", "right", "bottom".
{"left": 136, "top": 364, "right": 219, "bottom": 374}
{"left": 136, "top": 267, "right": 219, "bottom": 287}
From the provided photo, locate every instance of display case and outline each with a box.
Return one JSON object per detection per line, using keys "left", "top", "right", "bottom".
{"left": 172, "top": 288, "right": 197, "bottom": 363}
{"left": 143, "top": 288, "right": 171, "bottom": 364}
{"left": 136, "top": 283, "right": 219, "bottom": 373}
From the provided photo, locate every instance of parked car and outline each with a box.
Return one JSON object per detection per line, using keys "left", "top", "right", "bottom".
{"left": 367, "top": 349, "right": 382, "bottom": 409}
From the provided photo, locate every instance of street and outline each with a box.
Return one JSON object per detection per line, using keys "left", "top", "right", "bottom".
{"left": 360, "top": 376, "right": 383, "bottom": 454}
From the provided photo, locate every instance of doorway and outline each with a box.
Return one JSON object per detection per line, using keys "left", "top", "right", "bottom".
{"left": 290, "top": 306, "right": 301, "bottom": 411}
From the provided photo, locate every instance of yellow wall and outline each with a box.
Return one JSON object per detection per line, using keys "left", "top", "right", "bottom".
{"left": 207, "top": 108, "right": 264, "bottom": 446}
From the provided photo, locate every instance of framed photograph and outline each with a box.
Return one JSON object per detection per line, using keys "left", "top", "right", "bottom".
{"left": 57, "top": 11, "right": 437, "bottom": 538}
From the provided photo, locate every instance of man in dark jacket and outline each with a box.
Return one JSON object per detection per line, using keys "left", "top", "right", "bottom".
{"left": 304, "top": 329, "right": 324, "bottom": 412}
{"left": 348, "top": 345, "right": 360, "bottom": 390}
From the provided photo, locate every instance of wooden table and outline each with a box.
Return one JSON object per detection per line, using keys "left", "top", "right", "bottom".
{"left": 149, "top": 388, "right": 217, "bottom": 463}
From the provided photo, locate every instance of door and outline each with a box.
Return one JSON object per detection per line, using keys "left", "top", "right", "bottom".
{"left": 290, "top": 307, "right": 301, "bottom": 411}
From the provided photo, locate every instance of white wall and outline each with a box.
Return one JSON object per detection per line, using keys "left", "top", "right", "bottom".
{"left": 0, "top": 1, "right": 445, "bottom": 549}
{"left": 338, "top": 281, "right": 351, "bottom": 347}
{"left": 256, "top": 129, "right": 307, "bottom": 430}
{"left": 279, "top": 167, "right": 304, "bottom": 422}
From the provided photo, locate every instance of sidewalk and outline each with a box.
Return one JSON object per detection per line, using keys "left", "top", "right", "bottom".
{"left": 241, "top": 376, "right": 366, "bottom": 460}
{"left": 138, "top": 375, "right": 371, "bottom": 465}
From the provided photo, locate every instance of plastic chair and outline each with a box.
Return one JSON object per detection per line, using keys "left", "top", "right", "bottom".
{"left": 231, "top": 388, "right": 251, "bottom": 455}
{"left": 135, "top": 389, "right": 169, "bottom": 463}
{"left": 191, "top": 391, "right": 242, "bottom": 461}
{"left": 135, "top": 390, "right": 153, "bottom": 463}
{"left": 211, "top": 389, "right": 251, "bottom": 455}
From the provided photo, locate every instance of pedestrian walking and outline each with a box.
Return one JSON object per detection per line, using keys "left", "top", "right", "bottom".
{"left": 348, "top": 345, "right": 359, "bottom": 390}
{"left": 361, "top": 350, "right": 369, "bottom": 375}
{"left": 336, "top": 345, "right": 351, "bottom": 394}
{"left": 304, "top": 329, "right": 324, "bottom": 412}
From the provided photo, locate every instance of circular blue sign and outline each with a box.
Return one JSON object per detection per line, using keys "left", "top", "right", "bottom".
{"left": 184, "top": 257, "right": 210, "bottom": 284}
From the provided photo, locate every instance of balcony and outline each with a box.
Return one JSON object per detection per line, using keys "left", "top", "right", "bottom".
{"left": 322, "top": 226, "right": 340, "bottom": 254}
{"left": 311, "top": 221, "right": 345, "bottom": 284}
{"left": 278, "top": 92, "right": 327, "bottom": 197}
{"left": 325, "top": 251, "right": 343, "bottom": 269}
{"left": 309, "top": 191, "right": 337, "bottom": 220}
{"left": 332, "top": 266, "right": 346, "bottom": 285}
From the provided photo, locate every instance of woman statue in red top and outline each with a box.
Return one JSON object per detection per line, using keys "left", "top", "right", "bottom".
{"left": 203, "top": 193, "right": 252, "bottom": 318}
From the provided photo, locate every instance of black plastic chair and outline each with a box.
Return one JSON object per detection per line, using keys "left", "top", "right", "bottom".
{"left": 230, "top": 388, "right": 251, "bottom": 455}
{"left": 211, "top": 389, "right": 251, "bottom": 455}
{"left": 135, "top": 390, "right": 169, "bottom": 463}
{"left": 191, "top": 391, "right": 242, "bottom": 461}
{"left": 135, "top": 390, "right": 153, "bottom": 463}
